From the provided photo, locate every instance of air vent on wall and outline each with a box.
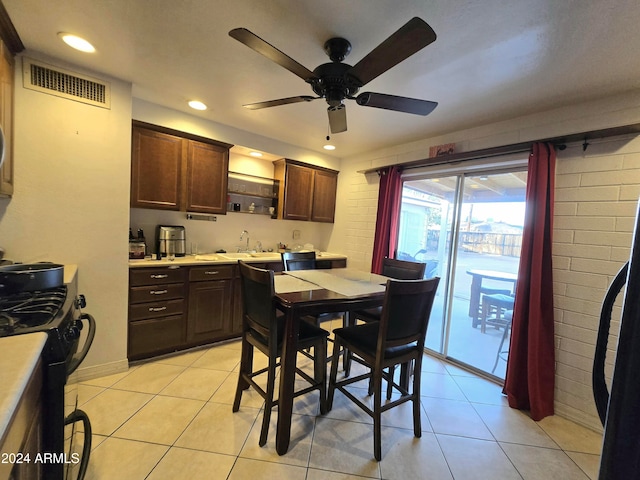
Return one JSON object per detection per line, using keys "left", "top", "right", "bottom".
{"left": 22, "top": 58, "right": 111, "bottom": 109}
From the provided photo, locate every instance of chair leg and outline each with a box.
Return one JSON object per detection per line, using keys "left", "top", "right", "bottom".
{"left": 327, "top": 338, "right": 342, "bottom": 410}
{"left": 372, "top": 366, "right": 384, "bottom": 461}
{"left": 259, "top": 352, "right": 278, "bottom": 447}
{"left": 233, "top": 339, "right": 253, "bottom": 412}
{"left": 386, "top": 365, "right": 395, "bottom": 400}
{"left": 412, "top": 362, "right": 422, "bottom": 437}
{"left": 491, "top": 325, "right": 510, "bottom": 373}
{"left": 315, "top": 340, "right": 328, "bottom": 414}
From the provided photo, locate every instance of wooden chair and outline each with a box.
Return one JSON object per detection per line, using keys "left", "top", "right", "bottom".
{"left": 281, "top": 251, "right": 345, "bottom": 362}
{"left": 328, "top": 277, "right": 440, "bottom": 461}
{"left": 233, "top": 261, "right": 329, "bottom": 446}
{"left": 353, "top": 257, "right": 427, "bottom": 324}
{"left": 281, "top": 251, "right": 317, "bottom": 271}
{"left": 346, "top": 257, "right": 427, "bottom": 383}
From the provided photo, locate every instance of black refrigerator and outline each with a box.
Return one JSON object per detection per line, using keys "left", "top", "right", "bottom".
{"left": 594, "top": 201, "right": 640, "bottom": 479}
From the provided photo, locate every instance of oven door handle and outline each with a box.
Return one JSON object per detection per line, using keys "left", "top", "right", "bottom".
{"left": 67, "top": 313, "right": 96, "bottom": 376}
{"left": 65, "top": 408, "right": 92, "bottom": 480}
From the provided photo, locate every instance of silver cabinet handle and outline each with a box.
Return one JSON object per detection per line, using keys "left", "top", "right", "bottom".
{"left": 150, "top": 290, "right": 168, "bottom": 295}
{"left": 150, "top": 274, "right": 168, "bottom": 279}
{"left": 204, "top": 271, "right": 219, "bottom": 275}
{"left": 149, "top": 306, "right": 167, "bottom": 312}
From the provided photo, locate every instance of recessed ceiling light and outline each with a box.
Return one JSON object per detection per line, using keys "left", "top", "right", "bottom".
{"left": 58, "top": 33, "right": 95, "bottom": 53}
{"left": 323, "top": 144, "right": 336, "bottom": 151}
{"left": 249, "top": 151, "right": 263, "bottom": 157}
{"left": 188, "top": 100, "right": 207, "bottom": 111}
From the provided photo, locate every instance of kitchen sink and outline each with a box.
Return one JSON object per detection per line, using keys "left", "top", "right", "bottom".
{"left": 219, "top": 252, "right": 281, "bottom": 260}
{"left": 248, "top": 252, "right": 281, "bottom": 259}
{"left": 218, "top": 253, "right": 252, "bottom": 259}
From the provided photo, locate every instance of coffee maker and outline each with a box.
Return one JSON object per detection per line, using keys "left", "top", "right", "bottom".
{"left": 156, "top": 225, "right": 186, "bottom": 257}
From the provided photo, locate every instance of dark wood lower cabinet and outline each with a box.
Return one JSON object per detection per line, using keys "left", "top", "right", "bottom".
{"left": 128, "top": 259, "right": 346, "bottom": 360}
{"left": 187, "top": 280, "right": 232, "bottom": 343}
{"left": 2, "top": 359, "right": 43, "bottom": 480}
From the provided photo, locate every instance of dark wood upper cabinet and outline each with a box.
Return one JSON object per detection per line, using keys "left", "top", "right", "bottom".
{"left": 0, "top": 39, "right": 15, "bottom": 197}
{"left": 131, "top": 127, "right": 185, "bottom": 210}
{"left": 186, "top": 140, "right": 229, "bottom": 214}
{"left": 311, "top": 169, "right": 338, "bottom": 222}
{"left": 130, "top": 121, "right": 232, "bottom": 214}
{"left": 274, "top": 159, "right": 339, "bottom": 223}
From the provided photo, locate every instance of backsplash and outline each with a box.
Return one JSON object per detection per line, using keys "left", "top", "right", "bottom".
{"left": 129, "top": 208, "right": 334, "bottom": 256}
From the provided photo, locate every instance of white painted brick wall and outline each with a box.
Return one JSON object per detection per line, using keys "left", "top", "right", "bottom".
{"left": 553, "top": 135, "right": 640, "bottom": 431}
{"left": 333, "top": 135, "right": 640, "bottom": 432}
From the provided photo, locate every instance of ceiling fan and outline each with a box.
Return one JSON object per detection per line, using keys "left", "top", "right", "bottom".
{"left": 229, "top": 17, "right": 438, "bottom": 134}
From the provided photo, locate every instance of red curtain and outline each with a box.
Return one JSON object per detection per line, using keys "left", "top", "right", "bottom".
{"left": 504, "top": 142, "right": 556, "bottom": 420}
{"left": 371, "top": 165, "right": 403, "bottom": 274}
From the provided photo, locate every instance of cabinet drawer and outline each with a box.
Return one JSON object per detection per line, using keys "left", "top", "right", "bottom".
{"left": 128, "top": 314, "right": 186, "bottom": 359}
{"left": 129, "top": 283, "right": 185, "bottom": 304}
{"left": 130, "top": 267, "right": 186, "bottom": 286}
{"left": 129, "top": 298, "right": 184, "bottom": 321}
{"left": 189, "top": 265, "right": 234, "bottom": 281}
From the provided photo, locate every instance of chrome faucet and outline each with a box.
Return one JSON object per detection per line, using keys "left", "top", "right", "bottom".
{"left": 240, "top": 230, "right": 249, "bottom": 251}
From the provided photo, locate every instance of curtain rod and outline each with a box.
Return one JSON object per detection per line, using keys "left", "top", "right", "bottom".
{"left": 357, "top": 123, "right": 640, "bottom": 175}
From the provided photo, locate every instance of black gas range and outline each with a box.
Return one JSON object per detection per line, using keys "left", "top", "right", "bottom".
{"left": 0, "top": 272, "right": 95, "bottom": 480}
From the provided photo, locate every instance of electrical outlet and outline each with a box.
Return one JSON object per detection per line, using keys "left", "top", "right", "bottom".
{"left": 292, "top": 229, "right": 301, "bottom": 240}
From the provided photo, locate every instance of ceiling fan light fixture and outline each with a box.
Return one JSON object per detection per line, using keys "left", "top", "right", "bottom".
{"left": 58, "top": 33, "right": 95, "bottom": 53}
{"left": 323, "top": 144, "right": 336, "bottom": 151}
{"left": 188, "top": 100, "right": 207, "bottom": 110}
{"left": 249, "top": 151, "right": 263, "bottom": 157}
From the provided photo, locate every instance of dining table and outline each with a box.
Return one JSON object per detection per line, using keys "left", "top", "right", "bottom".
{"left": 466, "top": 269, "right": 518, "bottom": 328}
{"left": 272, "top": 268, "right": 389, "bottom": 455}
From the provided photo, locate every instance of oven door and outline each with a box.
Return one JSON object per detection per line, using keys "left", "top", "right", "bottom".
{"left": 64, "top": 312, "right": 95, "bottom": 480}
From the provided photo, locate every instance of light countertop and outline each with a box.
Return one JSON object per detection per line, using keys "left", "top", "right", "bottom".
{"left": 0, "top": 332, "right": 47, "bottom": 444}
{"left": 129, "top": 252, "right": 346, "bottom": 268}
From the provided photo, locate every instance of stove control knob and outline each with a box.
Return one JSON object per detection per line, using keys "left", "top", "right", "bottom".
{"left": 65, "top": 325, "right": 81, "bottom": 342}
{"left": 76, "top": 295, "right": 87, "bottom": 309}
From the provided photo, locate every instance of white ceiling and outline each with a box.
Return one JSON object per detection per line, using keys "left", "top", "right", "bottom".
{"left": 4, "top": 0, "right": 640, "bottom": 158}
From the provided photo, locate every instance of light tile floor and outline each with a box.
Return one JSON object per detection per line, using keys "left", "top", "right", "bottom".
{"left": 76, "top": 322, "right": 603, "bottom": 479}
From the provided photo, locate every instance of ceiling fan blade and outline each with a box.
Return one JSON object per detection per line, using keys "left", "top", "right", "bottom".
{"left": 356, "top": 92, "right": 437, "bottom": 115}
{"left": 243, "top": 96, "right": 318, "bottom": 110}
{"left": 328, "top": 105, "right": 347, "bottom": 133}
{"left": 348, "top": 17, "right": 436, "bottom": 86}
{"left": 229, "top": 28, "right": 316, "bottom": 81}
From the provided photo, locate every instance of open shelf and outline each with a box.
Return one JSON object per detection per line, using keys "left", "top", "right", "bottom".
{"left": 227, "top": 171, "right": 279, "bottom": 217}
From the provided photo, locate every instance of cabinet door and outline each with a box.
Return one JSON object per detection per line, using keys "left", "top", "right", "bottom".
{"left": 131, "top": 127, "right": 185, "bottom": 210}
{"left": 187, "top": 279, "right": 232, "bottom": 343}
{"left": 186, "top": 141, "right": 229, "bottom": 214}
{"left": 283, "top": 163, "right": 313, "bottom": 220}
{"left": 0, "top": 40, "right": 14, "bottom": 196}
{"left": 311, "top": 169, "right": 338, "bottom": 222}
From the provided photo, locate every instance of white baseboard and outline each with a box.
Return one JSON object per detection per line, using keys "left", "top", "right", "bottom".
{"left": 554, "top": 403, "right": 604, "bottom": 434}
{"left": 69, "top": 359, "right": 130, "bottom": 383}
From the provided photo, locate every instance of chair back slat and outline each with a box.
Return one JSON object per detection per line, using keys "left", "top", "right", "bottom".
{"left": 239, "top": 261, "right": 276, "bottom": 336}
{"left": 282, "top": 251, "right": 317, "bottom": 271}
{"left": 378, "top": 277, "right": 440, "bottom": 350}
{"left": 382, "top": 257, "right": 426, "bottom": 280}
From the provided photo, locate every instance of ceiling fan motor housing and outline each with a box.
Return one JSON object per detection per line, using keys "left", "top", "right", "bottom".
{"left": 311, "top": 62, "right": 361, "bottom": 106}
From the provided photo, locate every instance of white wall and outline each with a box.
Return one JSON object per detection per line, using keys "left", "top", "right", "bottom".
{"left": 553, "top": 135, "right": 640, "bottom": 431}
{"left": 0, "top": 53, "right": 133, "bottom": 375}
{"left": 328, "top": 90, "right": 640, "bottom": 431}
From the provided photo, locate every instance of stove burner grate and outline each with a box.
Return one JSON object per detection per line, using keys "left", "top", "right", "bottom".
{"left": 0, "top": 286, "right": 66, "bottom": 334}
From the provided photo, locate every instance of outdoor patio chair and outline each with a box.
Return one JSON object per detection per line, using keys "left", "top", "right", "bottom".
{"left": 480, "top": 292, "right": 514, "bottom": 334}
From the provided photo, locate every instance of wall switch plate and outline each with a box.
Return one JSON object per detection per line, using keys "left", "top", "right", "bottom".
{"left": 292, "top": 229, "right": 301, "bottom": 240}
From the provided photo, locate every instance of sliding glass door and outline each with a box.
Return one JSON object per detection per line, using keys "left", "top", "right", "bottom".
{"left": 397, "top": 168, "right": 527, "bottom": 379}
